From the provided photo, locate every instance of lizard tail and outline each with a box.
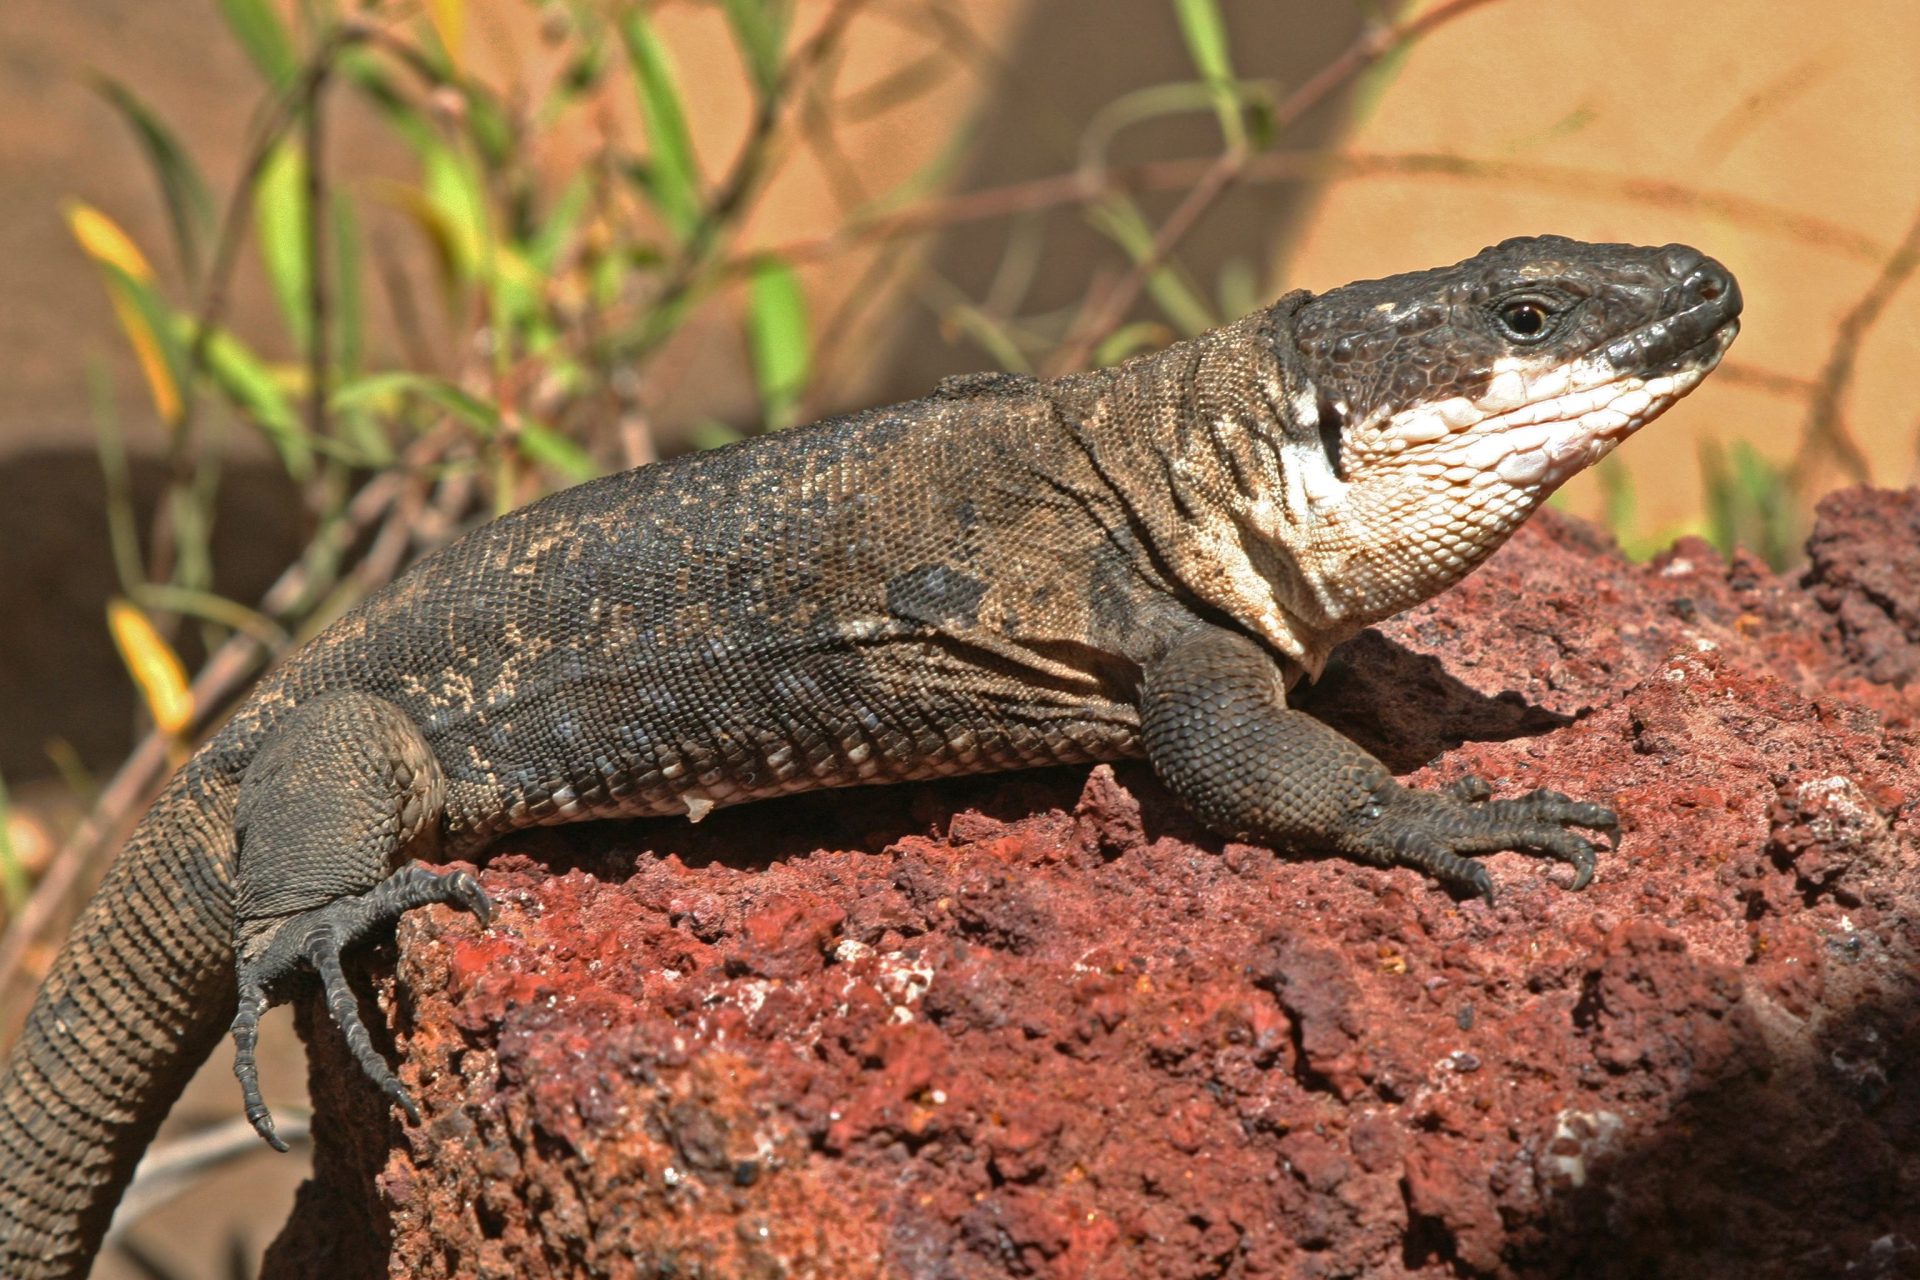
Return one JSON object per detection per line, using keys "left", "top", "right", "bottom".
{"left": 0, "top": 763, "right": 239, "bottom": 1279}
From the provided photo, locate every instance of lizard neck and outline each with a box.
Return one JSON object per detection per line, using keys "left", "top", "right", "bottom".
{"left": 1067, "top": 297, "right": 1381, "bottom": 678}
{"left": 1071, "top": 295, "right": 1565, "bottom": 679}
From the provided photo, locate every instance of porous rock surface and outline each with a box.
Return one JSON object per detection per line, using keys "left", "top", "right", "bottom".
{"left": 266, "top": 488, "right": 1920, "bottom": 1280}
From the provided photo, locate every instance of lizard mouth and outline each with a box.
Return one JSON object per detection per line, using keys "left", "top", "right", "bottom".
{"left": 1623, "top": 285, "right": 1743, "bottom": 377}
{"left": 1367, "top": 309, "right": 1739, "bottom": 494}
{"left": 1494, "top": 310, "right": 1741, "bottom": 488}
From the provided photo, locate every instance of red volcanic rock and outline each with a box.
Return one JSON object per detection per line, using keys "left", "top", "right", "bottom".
{"left": 266, "top": 488, "right": 1920, "bottom": 1280}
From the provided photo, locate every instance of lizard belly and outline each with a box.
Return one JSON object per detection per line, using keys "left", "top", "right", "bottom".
{"left": 426, "top": 621, "right": 1143, "bottom": 849}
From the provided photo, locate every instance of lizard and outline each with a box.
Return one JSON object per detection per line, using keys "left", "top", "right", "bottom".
{"left": 0, "top": 234, "right": 1739, "bottom": 1277}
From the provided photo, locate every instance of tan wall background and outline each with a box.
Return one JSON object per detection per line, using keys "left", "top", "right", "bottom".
{"left": 1285, "top": 0, "right": 1920, "bottom": 530}
{"left": 6, "top": 4, "right": 1916, "bottom": 471}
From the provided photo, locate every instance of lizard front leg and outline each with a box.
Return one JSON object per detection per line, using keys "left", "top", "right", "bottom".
{"left": 229, "top": 690, "right": 489, "bottom": 1150}
{"left": 1139, "top": 625, "right": 1614, "bottom": 900}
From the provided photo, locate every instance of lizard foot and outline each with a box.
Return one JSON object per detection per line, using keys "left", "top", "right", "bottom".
{"left": 231, "top": 866, "right": 490, "bottom": 1151}
{"left": 1363, "top": 776, "right": 1617, "bottom": 905}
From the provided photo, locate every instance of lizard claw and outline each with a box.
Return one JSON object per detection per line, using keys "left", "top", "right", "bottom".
{"left": 232, "top": 983, "right": 288, "bottom": 1152}
{"left": 1380, "top": 830, "right": 1500, "bottom": 905}
{"left": 231, "top": 865, "right": 492, "bottom": 1147}
{"left": 1437, "top": 846, "right": 1499, "bottom": 905}
{"left": 1361, "top": 782, "right": 1614, "bottom": 900}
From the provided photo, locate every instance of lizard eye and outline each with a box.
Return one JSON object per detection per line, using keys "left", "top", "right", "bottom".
{"left": 1494, "top": 297, "right": 1556, "bottom": 343}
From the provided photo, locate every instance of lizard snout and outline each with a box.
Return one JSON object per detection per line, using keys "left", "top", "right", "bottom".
{"left": 1659, "top": 245, "right": 1742, "bottom": 323}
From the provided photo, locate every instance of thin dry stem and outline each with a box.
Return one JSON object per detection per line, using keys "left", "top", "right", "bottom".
{"left": 303, "top": 66, "right": 333, "bottom": 462}
{"left": 1792, "top": 202, "right": 1920, "bottom": 486}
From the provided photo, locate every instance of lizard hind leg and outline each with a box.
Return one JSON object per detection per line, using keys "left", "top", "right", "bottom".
{"left": 227, "top": 690, "right": 490, "bottom": 1151}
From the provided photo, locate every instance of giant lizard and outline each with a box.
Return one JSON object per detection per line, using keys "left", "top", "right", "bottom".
{"left": 0, "top": 235, "right": 1740, "bottom": 1276}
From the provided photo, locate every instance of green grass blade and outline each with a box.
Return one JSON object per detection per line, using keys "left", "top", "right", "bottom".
{"left": 1081, "top": 82, "right": 1234, "bottom": 170}
{"left": 331, "top": 189, "right": 363, "bottom": 378}
{"left": 217, "top": 0, "right": 299, "bottom": 88}
{"left": 1171, "top": 0, "right": 1233, "bottom": 83}
{"left": 194, "top": 323, "right": 316, "bottom": 481}
{"left": 1731, "top": 441, "right": 1798, "bottom": 568}
{"left": 340, "top": 51, "right": 436, "bottom": 152}
{"left": 0, "top": 768, "right": 25, "bottom": 918}
{"left": 95, "top": 259, "right": 190, "bottom": 428}
{"left": 90, "top": 75, "right": 216, "bottom": 281}
{"left": 1699, "top": 438, "right": 1734, "bottom": 556}
{"left": 1170, "top": 0, "right": 1243, "bottom": 148}
{"left": 746, "top": 258, "right": 810, "bottom": 430}
{"left": 1094, "top": 321, "right": 1173, "bottom": 366}
{"left": 87, "top": 358, "right": 146, "bottom": 594}
{"left": 1596, "top": 455, "right": 1642, "bottom": 552}
{"left": 528, "top": 175, "right": 591, "bottom": 273}
{"left": 255, "top": 142, "right": 312, "bottom": 351}
{"left": 936, "top": 300, "right": 1029, "bottom": 375}
{"left": 516, "top": 423, "right": 599, "bottom": 483}
{"left": 617, "top": 10, "right": 702, "bottom": 241}
{"left": 692, "top": 419, "right": 746, "bottom": 451}
{"left": 1084, "top": 195, "right": 1216, "bottom": 337}
{"left": 130, "top": 583, "right": 290, "bottom": 649}
{"left": 421, "top": 142, "right": 486, "bottom": 285}
{"left": 1214, "top": 256, "right": 1261, "bottom": 321}
{"left": 721, "top": 0, "right": 790, "bottom": 96}
{"left": 332, "top": 371, "right": 501, "bottom": 435}
{"left": 460, "top": 84, "right": 517, "bottom": 170}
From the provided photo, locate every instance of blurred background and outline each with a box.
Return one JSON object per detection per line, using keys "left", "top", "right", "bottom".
{"left": 0, "top": 1, "right": 1915, "bottom": 1274}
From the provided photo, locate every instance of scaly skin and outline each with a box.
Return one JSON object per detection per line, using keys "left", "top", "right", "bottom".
{"left": 0, "top": 236, "right": 1739, "bottom": 1276}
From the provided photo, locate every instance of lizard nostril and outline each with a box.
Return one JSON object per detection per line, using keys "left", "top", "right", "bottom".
{"left": 1681, "top": 259, "right": 1740, "bottom": 316}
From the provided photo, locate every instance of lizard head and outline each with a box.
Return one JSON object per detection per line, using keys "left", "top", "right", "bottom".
{"left": 1269, "top": 234, "right": 1740, "bottom": 650}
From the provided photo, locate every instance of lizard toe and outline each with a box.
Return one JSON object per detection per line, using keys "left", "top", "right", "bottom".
{"left": 1445, "top": 810, "right": 1604, "bottom": 891}
{"left": 1394, "top": 835, "right": 1498, "bottom": 905}
{"left": 230, "top": 865, "right": 490, "bottom": 1145}
{"left": 231, "top": 983, "right": 287, "bottom": 1152}
{"left": 302, "top": 922, "right": 421, "bottom": 1125}
{"left": 441, "top": 868, "right": 494, "bottom": 929}
{"left": 1356, "top": 781, "right": 1609, "bottom": 898}
{"left": 1502, "top": 825, "right": 1600, "bottom": 892}
{"left": 1446, "top": 774, "right": 1494, "bottom": 803}
{"left": 1442, "top": 850, "right": 1499, "bottom": 906}
{"left": 1502, "top": 788, "right": 1616, "bottom": 834}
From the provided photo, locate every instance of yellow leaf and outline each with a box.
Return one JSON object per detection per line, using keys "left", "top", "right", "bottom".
{"left": 107, "top": 599, "right": 194, "bottom": 736}
{"left": 427, "top": 0, "right": 465, "bottom": 70}
{"left": 66, "top": 201, "right": 155, "bottom": 282}
{"left": 66, "top": 201, "right": 183, "bottom": 427}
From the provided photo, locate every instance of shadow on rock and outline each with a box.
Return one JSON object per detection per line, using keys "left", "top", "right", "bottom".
{"left": 1298, "top": 629, "right": 1575, "bottom": 773}
{"left": 1517, "top": 980, "right": 1920, "bottom": 1279}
